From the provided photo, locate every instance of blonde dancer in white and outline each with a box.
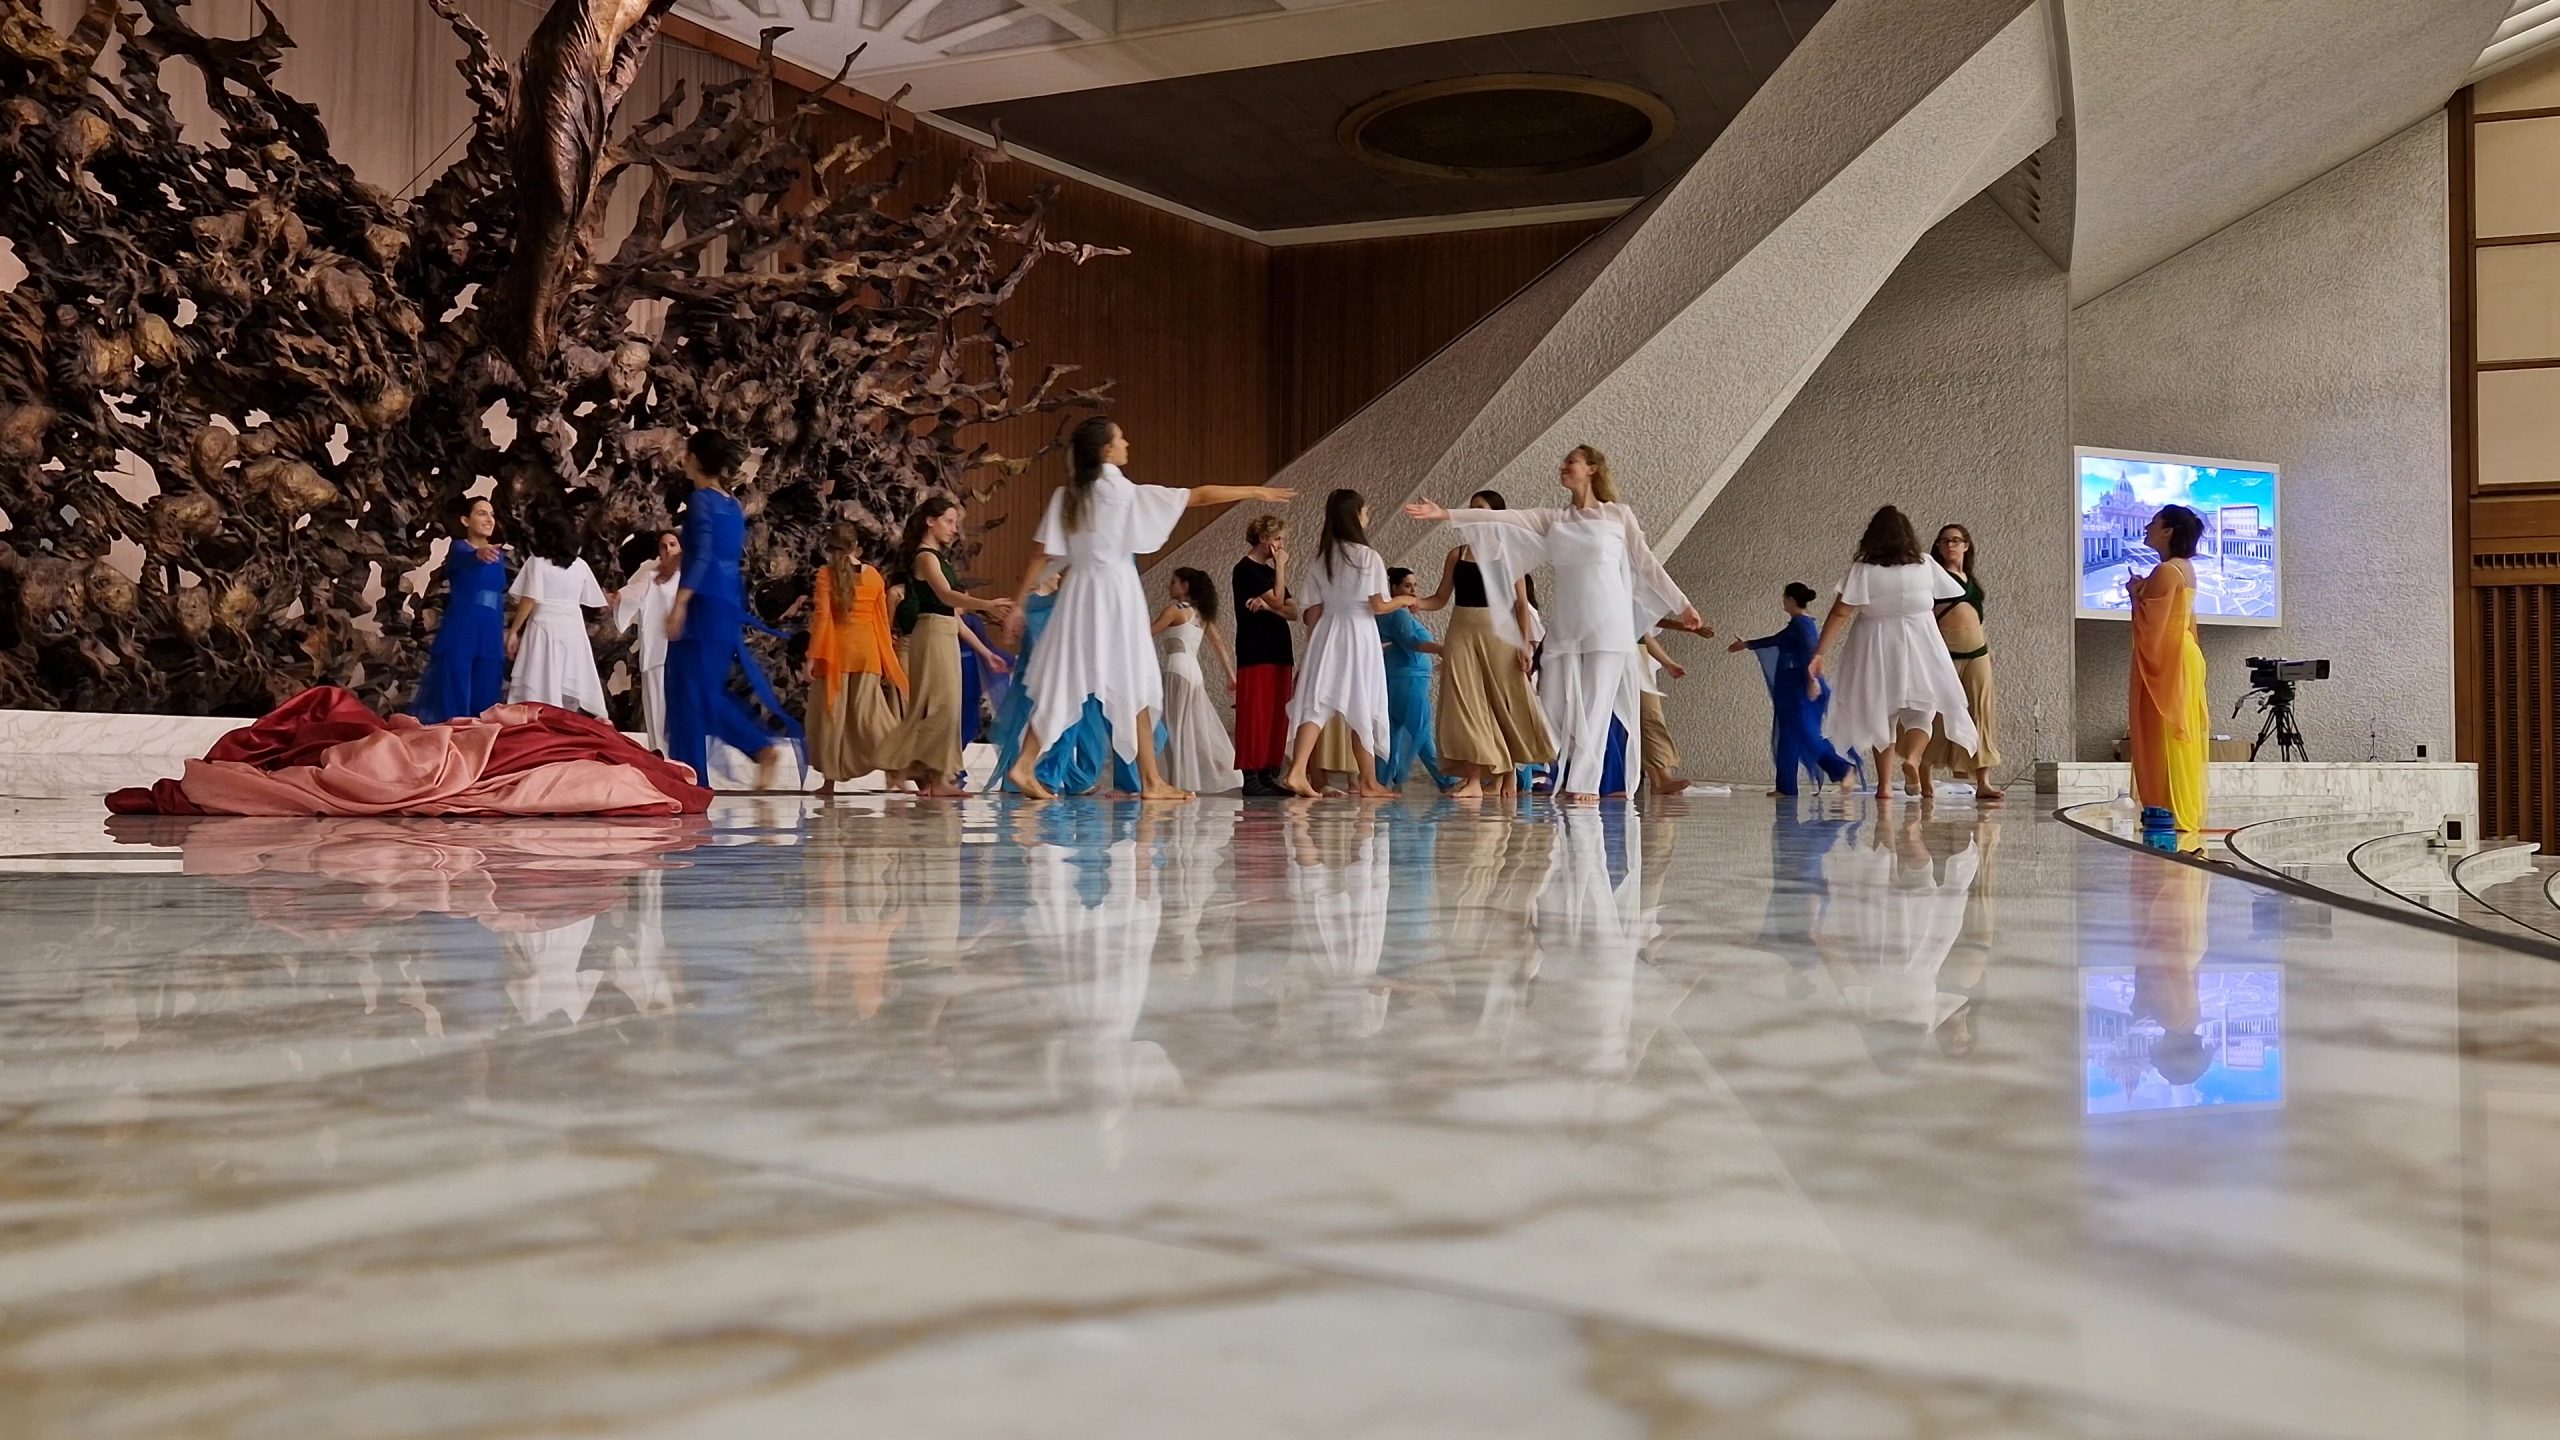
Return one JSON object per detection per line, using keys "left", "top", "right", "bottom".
{"left": 610, "top": 529, "right": 681, "bottom": 752}
{"left": 1406, "top": 445, "right": 1709, "bottom": 801}
{"left": 1150, "top": 567, "right": 1238, "bottom": 794}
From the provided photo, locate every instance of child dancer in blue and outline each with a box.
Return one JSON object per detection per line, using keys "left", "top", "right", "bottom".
{"left": 411, "top": 494, "right": 510, "bottom": 724}
{"left": 986, "top": 574, "right": 1113, "bottom": 794}
{"left": 1732, "top": 582, "right": 1855, "bottom": 796}
{"left": 1377, "top": 568, "right": 1452, "bottom": 792}
{"left": 664, "top": 430, "right": 799, "bottom": 790}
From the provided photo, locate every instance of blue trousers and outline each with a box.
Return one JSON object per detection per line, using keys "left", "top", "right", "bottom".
{"left": 1379, "top": 673, "right": 1448, "bottom": 788}
{"left": 665, "top": 623, "right": 786, "bottom": 784}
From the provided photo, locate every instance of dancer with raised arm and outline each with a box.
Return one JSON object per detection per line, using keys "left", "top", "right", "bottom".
{"left": 504, "top": 508, "right": 610, "bottom": 717}
{"left": 611, "top": 530, "right": 681, "bottom": 753}
{"left": 1378, "top": 566, "right": 1453, "bottom": 793}
{"left": 1404, "top": 445, "right": 1708, "bottom": 802}
{"left": 1806, "top": 505, "right": 1977, "bottom": 801}
{"left": 1281, "top": 490, "right": 1405, "bottom": 799}
{"left": 1413, "top": 491, "right": 1553, "bottom": 799}
{"left": 1732, "top": 582, "right": 1856, "bottom": 796}
{"left": 877, "top": 497, "right": 1012, "bottom": 798}
{"left": 1004, "top": 417, "right": 1292, "bottom": 801}
{"left": 664, "top": 430, "right": 798, "bottom": 791}
{"left": 411, "top": 495, "right": 511, "bottom": 724}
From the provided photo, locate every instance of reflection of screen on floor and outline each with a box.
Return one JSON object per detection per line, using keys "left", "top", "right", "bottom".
{"left": 2074, "top": 446, "right": 2281, "bottom": 626}
{"left": 2081, "top": 967, "right": 2285, "bottom": 1117}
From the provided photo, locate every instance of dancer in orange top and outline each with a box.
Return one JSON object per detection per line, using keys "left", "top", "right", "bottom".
{"left": 804, "top": 524, "right": 909, "bottom": 798}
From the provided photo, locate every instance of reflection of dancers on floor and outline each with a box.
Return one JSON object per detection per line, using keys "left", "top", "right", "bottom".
{"left": 1279, "top": 807, "right": 1394, "bottom": 1038}
{"left": 1815, "top": 812, "right": 1981, "bottom": 1074}
{"left": 1024, "top": 806, "right": 1185, "bottom": 1150}
{"left": 1408, "top": 445, "right": 1708, "bottom": 800}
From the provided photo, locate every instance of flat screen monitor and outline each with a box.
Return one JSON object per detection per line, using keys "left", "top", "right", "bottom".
{"left": 2075, "top": 447, "right": 2280, "bottom": 625}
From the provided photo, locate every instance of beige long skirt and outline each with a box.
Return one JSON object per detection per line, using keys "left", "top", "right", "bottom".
{"left": 1926, "top": 653, "right": 2002, "bottom": 772}
{"left": 1639, "top": 691, "right": 1680, "bottom": 774}
{"left": 809, "top": 669, "right": 901, "bottom": 783}
{"left": 874, "top": 613, "right": 965, "bottom": 778}
{"left": 1315, "top": 715, "right": 1364, "bottom": 777}
{"left": 1436, "top": 606, "right": 1555, "bottom": 768}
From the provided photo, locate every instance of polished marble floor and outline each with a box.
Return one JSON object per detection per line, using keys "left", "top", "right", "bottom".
{"left": 2, "top": 788, "right": 2558, "bottom": 1438}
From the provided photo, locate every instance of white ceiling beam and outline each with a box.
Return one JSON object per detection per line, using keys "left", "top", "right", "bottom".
{"left": 863, "top": 0, "right": 937, "bottom": 33}
{"left": 916, "top": 8, "right": 1034, "bottom": 50}
{"left": 1015, "top": 0, "right": 1111, "bottom": 40}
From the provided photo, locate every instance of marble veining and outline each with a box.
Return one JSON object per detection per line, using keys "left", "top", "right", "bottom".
{"left": 2, "top": 787, "right": 2558, "bottom": 1438}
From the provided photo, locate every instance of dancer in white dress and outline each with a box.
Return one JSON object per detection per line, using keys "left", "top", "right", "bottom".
{"left": 1281, "top": 489, "right": 1405, "bottom": 799}
{"left": 1807, "top": 505, "right": 1979, "bottom": 800}
{"left": 504, "top": 511, "right": 610, "bottom": 717}
{"left": 1150, "top": 567, "right": 1238, "bottom": 794}
{"left": 1406, "top": 445, "right": 1709, "bottom": 801}
{"left": 1003, "top": 417, "right": 1292, "bottom": 800}
{"left": 610, "top": 529, "right": 680, "bottom": 752}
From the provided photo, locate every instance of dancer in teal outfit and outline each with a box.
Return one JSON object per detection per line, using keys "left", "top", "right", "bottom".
{"left": 1377, "top": 568, "right": 1453, "bottom": 791}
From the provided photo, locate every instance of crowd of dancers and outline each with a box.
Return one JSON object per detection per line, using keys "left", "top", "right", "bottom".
{"left": 406, "top": 419, "right": 2207, "bottom": 822}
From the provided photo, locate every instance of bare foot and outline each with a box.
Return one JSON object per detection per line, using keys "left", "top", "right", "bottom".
{"left": 1564, "top": 791, "right": 1600, "bottom": 806}
{"left": 1141, "top": 783, "right": 1195, "bottom": 802}
{"left": 1280, "top": 773, "right": 1323, "bottom": 799}
{"left": 1006, "top": 766, "right": 1055, "bottom": 800}
{"left": 1446, "top": 781, "right": 1484, "bottom": 799}
{"left": 1356, "top": 783, "right": 1399, "bottom": 799}
{"left": 1976, "top": 779, "right": 2006, "bottom": 803}
{"left": 1654, "top": 776, "right": 1692, "bottom": 796}
{"left": 754, "top": 746, "right": 786, "bottom": 792}
{"left": 920, "top": 776, "right": 965, "bottom": 798}
{"left": 815, "top": 780, "right": 836, "bottom": 799}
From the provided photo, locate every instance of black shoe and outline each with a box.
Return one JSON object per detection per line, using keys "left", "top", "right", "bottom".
{"left": 1241, "top": 773, "right": 1283, "bottom": 797}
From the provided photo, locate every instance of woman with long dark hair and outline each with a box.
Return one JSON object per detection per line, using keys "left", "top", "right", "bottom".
{"left": 1922, "top": 522, "right": 2002, "bottom": 802}
{"left": 1413, "top": 488, "right": 1554, "bottom": 798}
{"left": 804, "top": 522, "right": 907, "bottom": 797}
{"left": 2129, "top": 504, "right": 2209, "bottom": 840}
{"left": 875, "top": 496, "right": 1011, "bottom": 796}
{"left": 411, "top": 494, "right": 511, "bottom": 724}
{"left": 1005, "top": 416, "right": 1292, "bottom": 800}
{"left": 1278, "top": 489, "right": 1404, "bottom": 798}
{"left": 1150, "top": 567, "right": 1237, "bottom": 793}
{"left": 1405, "top": 446, "right": 1707, "bottom": 801}
{"left": 1807, "top": 505, "right": 1977, "bottom": 800}
{"left": 504, "top": 507, "right": 609, "bottom": 717}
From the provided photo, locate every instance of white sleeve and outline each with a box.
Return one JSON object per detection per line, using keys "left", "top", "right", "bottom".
{"left": 1617, "top": 505, "right": 1690, "bottom": 627}
{"left": 612, "top": 581, "right": 645, "bottom": 633}
{"left": 1926, "top": 556, "right": 1966, "bottom": 600}
{"left": 1128, "top": 484, "right": 1191, "bottom": 555}
{"left": 574, "top": 560, "right": 606, "bottom": 609}
{"left": 1365, "top": 547, "right": 1389, "bottom": 601}
{"left": 1837, "top": 564, "right": 1873, "bottom": 608}
{"left": 1031, "top": 487, "right": 1069, "bottom": 557}
{"left": 1442, "top": 522, "right": 1549, "bottom": 653}
{"left": 507, "top": 561, "right": 534, "bottom": 600}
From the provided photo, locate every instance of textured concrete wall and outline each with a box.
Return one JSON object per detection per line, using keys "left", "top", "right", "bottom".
{"left": 2069, "top": 113, "right": 2454, "bottom": 764}
{"left": 2061, "top": 0, "right": 2505, "bottom": 303}
{"left": 1660, "top": 196, "right": 2072, "bottom": 787}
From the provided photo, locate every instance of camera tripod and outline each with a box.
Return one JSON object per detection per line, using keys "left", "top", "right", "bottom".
{"left": 2233, "top": 681, "right": 2309, "bottom": 762}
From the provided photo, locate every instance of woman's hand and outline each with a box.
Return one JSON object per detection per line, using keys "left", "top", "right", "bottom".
{"left": 473, "top": 543, "right": 502, "bottom": 563}
{"left": 1805, "top": 654, "right": 1827, "bottom": 698}
{"left": 983, "top": 650, "right": 1012, "bottom": 676}
{"left": 666, "top": 598, "right": 688, "bottom": 643}
{"left": 1403, "top": 499, "right": 1450, "bottom": 524}
{"left": 1516, "top": 646, "right": 1535, "bottom": 676}
{"left": 1252, "top": 486, "right": 1296, "bottom": 504}
{"left": 1670, "top": 606, "right": 1710, "bottom": 637}
{"left": 1726, "top": 638, "right": 1747, "bottom": 654}
{"left": 1662, "top": 659, "right": 1687, "bottom": 681}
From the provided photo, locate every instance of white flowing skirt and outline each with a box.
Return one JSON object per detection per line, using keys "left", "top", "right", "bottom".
{"left": 1287, "top": 609, "right": 1390, "bottom": 761}
{"left": 1829, "top": 611, "right": 1979, "bottom": 758}
{"left": 1159, "top": 652, "right": 1236, "bottom": 792}
{"left": 507, "top": 609, "right": 609, "bottom": 718}
{"left": 1024, "top": 561, "right": 1164, "bottom": 762}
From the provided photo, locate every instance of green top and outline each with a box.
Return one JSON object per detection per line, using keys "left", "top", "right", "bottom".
{"left": 896, "top": 549, "right": 958, "bottom": 634}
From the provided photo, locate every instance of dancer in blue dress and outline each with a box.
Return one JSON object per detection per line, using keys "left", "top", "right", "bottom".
{"left": 664, "top": 430, "right": 799, "bottom": 790}
{"left": 1376, "top": 568, "right": 1452, "bottom": 791}
{"left": 1731, "top": 582, "right": 1856, "bottom": 796}
{"left": 986, "top": 575, "right": 1113, "bottom": 795}
{"left": 411, "top": 494, "right": 511, "bottom": 724}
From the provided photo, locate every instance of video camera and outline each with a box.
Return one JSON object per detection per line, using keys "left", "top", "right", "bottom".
{"left": 2247, "top": 657, "right": 2329, "bottom": 690}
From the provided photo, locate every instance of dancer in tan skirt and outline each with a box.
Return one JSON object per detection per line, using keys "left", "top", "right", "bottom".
{"left": 1922, "top": 523, "right": 2003, "bottom": 802}
{"left": 1414, "top": 490, "right": 1555, "bottom": 799}
{"left": 877, "top": 497, "right": 1012, "bottom": 798}
{"left": 802, "top": 524, "right": 908, "bottom": 798}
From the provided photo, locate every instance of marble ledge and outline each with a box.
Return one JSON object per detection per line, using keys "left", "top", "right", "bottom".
{"left": 2036, "top": 759, "right": 2477, "bottom": 832}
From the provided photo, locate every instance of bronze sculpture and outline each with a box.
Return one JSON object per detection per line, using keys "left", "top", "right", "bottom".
{"left": 0, "top": 0, "right": 1117, "bottom": 717}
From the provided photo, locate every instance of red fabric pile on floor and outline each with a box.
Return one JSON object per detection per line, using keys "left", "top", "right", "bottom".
{"left": 106, "top": 687, "right": 712, "bottom": 817}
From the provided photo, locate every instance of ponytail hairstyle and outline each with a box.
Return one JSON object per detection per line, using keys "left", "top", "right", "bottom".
{"left": 1315, "top": 487, "right": 1368, "bottom": 580}
{"left": 1061, "top": 416, "right": 1118, "bottom": 534}
{"left": 1567, "top": 445, "right": 1619, "bottom": 503}
{"left": 897, "top": 496, "right": 958, "bottom": 583}
{"left": 1172, "top": 566, "right": 1219, "bottom": 623}
{"left": 825, "top": 522, "right": 862, "bottom": 611}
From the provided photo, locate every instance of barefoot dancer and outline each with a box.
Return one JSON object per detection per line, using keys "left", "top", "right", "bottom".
{"left": 1405, "top": 446, "right": 1708, "bottom": 803}
{"left": 664, "top": 430, "right": 798, "bottom": 790}
{"left": 1004, "top": 417, "right": 1291, "bottom": 801}
{"left": 1279, "top": 490, "right": 1404, "bottom": 800}
{"left": 876, "top": 497, "right": 1012, "bottom": 798}
{"left": 1806, "top": 506, "right": 1977, "bottom": 801}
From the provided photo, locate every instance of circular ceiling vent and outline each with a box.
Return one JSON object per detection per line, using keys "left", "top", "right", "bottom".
{"left": 1340, "top": 75, "right": 1675, "bottom": 181}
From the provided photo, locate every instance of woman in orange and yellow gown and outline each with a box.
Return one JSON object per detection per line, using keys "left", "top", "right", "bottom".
{"left": 805, "top": 525, "right": 908, "bottom": 798}
{"left": 2127, "top": 505, "right": 2209, "bottom": 841}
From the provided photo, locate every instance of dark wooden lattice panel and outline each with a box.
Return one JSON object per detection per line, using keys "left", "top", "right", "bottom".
{"left": 2478, "top": 582, "right": 2560, "bottom": 850}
